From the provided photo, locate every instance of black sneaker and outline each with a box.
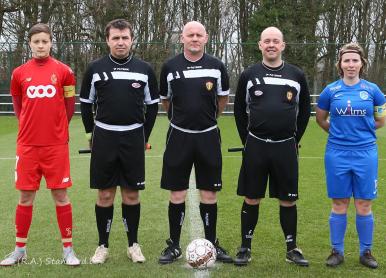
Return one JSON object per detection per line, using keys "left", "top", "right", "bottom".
{"left": 360, "top": 250, "right": 378, "bottom": 269}
{"left": 158, "top": 239, "right": 182, "bottom": 264}
{"left": 234, "top": 247, "right": 251, "bottom": 266}
{"left": 326, "top": 248, "right": 344, "bottom": 267}
{"left": 286, "top": 248, "right": 309, "bottom": 267}
{"left": 213, "top": 239, "right": 233, "bottom": 263}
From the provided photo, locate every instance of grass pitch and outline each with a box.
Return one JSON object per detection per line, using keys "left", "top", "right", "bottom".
{"left": 0, "top": 115, "right": 385, "bottom": 277}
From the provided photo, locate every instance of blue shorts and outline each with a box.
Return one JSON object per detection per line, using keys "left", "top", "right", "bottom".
{"left": 325, "top": 146, "right": 378, "bottom": 199}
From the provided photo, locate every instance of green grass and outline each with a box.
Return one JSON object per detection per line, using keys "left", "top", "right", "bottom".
{"left": 0, "top": 115, "right": 386, "bottom": 277}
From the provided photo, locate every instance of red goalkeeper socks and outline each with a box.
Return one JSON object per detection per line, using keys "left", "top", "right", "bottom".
{"left": 56, "top": 203, "right": 73, "bottom": 247}
{"left": 15, "top": 204, "right": 33, "bottom": 247}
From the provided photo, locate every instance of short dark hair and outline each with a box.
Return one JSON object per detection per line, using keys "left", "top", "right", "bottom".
{"left": 336, "top": 43, "right": 368, "bottom": 77}
{"left": 28, "top": 23, "right": 52, "bottom": 41}
{"left": 105, "top": 19, "right": 134, "bottom": 39}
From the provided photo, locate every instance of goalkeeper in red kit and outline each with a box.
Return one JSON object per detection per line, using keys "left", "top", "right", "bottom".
{"left": 0, "top": 23, "right": 80, "bottom": 266}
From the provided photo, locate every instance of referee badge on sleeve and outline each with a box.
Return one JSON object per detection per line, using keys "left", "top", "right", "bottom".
{"left": 206, "top": 81, "right": 213, "bottom": 91}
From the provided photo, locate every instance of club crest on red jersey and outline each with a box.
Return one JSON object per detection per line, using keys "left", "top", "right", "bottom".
{"left": 51, "top": 73, "right": 57, "bottom": 84}
{"left": 206, "top": 81, "right": 213, "bottom": 91}
{"left": 25, "top": 77, "right": 32, "bottom": 82}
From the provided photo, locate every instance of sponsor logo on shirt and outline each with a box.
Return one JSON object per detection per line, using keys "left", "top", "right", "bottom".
{"left": 336, "top": 100, "right": 366, "bottom": 116}
{"left": 360, "top": 83, "right": 371, "bottom": 90}
{"left": 334, "top": 93, "right": 343, "bottom": 98}
{"left": 27, "top": 85, "right": 56, "bottom": 98}
{"left": 132, "top": 82, "right": 141, "bottom": 88}
{"left": 330, "top": 85, "right": 341, "bottom": 92}
{"left": 187, "top": 66, "right": 202, "bottom": 69}
{"left": 265, "top": 73, "right": 282, "bottom": 78}
{"left": 359, "top": 91, "right": 369, "bottom": 100}
{"left": 206, "top": 81, "right": 213, "bottom": 91}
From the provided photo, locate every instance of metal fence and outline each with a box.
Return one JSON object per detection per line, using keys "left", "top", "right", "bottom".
{"left": 0, "top": 41, "right": 384, "bottom": 115}
{"left": 0, "top": 93, "right": 320, "bottom": 115}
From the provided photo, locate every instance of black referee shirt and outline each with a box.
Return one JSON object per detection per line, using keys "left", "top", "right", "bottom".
{"left": 80, "top": 55, "right": 159, "bottom": 127}
{"left": 234, "top": 62, "right": 311, "bottom": 143}
{"left": 159, "top": 53, "right": 229, "bottom": 131}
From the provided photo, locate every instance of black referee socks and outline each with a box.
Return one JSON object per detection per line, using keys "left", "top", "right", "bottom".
{"left": 168, "top": 202, "right": 185, "bottom": 246}
{"left": 239, "top": 203, "right": 297, "bottom": 250}
{"left": 241, "top": 201, "right": 259, "bottom": 249}
{"left": 122, "top": 203, "right": 140, "bottom": 247}
{"left": 280, "top": 205, "right": 297, "bottom": 251}
{"left": 199, "top": 203, "right": 217, "bottom": 244}
{"left": 95, "top": 204, "right": 114, "bottom": 248}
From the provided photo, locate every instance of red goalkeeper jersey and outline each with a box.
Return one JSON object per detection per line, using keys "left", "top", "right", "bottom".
{"left": 10, "top": 56, "right": 76, "bottom": 145}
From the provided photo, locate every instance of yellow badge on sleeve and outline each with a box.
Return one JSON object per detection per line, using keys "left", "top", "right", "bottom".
{"left": 374, "top": 104, "right": 386, "bottom": 117}
{"left": 63, "top": 85, "right": 75, "bottom": 98}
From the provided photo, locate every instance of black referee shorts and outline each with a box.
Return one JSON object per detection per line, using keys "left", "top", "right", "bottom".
{"left": 90, "top": 126, "right": 145, "bottom": 190}
{"left": 161, "top": 127, "right": 222, "bottom": 191}
{"left": 237, "top": 134, "right": 298, "bottom": 201}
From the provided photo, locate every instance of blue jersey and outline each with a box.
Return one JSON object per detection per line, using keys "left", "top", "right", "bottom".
{"left": 318, "top": 79, "right": 385, "bottom": 150}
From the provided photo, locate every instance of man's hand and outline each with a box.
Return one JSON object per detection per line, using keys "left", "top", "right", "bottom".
{"left": 145, "top": 143, "right": 152, "bottom": 151}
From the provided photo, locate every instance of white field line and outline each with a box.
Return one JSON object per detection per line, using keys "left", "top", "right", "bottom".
{"left": 187, "top": 169, "right": 210, "bottom": 278}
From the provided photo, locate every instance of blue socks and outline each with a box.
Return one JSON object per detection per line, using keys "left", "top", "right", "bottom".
{"left": 329, "top": 212, "right": 347, "bottom": 255}
{"left": 356, "top": 213, "right": 374, "bottom": 256}
{"left": 329, "top": 212, "right": 374, "bottom": 256}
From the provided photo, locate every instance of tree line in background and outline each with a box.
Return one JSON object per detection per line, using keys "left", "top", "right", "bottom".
{"left": 0, "top": 0, "right": 385, "bottom": 95}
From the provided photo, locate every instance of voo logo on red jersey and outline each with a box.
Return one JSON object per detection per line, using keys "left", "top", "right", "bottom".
{"left": 27, "top": 85, "right": 56, "bottom": 98}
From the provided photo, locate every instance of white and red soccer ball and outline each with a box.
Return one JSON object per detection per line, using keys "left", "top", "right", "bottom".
{"left": 186, "top": 238, "right": 216, "bottom": 269}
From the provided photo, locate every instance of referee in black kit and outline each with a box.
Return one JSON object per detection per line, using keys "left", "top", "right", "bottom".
{"left": 233, "top": 27, "right": 311, "bottom": 266}
{"left": 80, "top": 19, "right": 159, "bottom": 264}
{"left": 158, "top": 21, "right": 233, "bottom": 264}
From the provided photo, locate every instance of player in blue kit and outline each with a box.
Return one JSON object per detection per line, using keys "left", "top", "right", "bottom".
{"left": 316, "top": 43, "right": 385, "bottom": 269}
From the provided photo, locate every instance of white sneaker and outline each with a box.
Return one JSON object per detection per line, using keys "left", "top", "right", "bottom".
{"left": 0, "top": 247, "right": 27, "bottom": 266}
{"left": 127, "top": 243, "right": 145, "bottom": 263}
{"left": 63, "top": 247, "right": 80, "bottom": 266}
{"left": 91, "top": 245, "right": 109, "bottom": 264}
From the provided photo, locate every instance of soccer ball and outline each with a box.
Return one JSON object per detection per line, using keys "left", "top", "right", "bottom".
{"left": 186, "top": 238, "right": 217, "bottom": 269}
